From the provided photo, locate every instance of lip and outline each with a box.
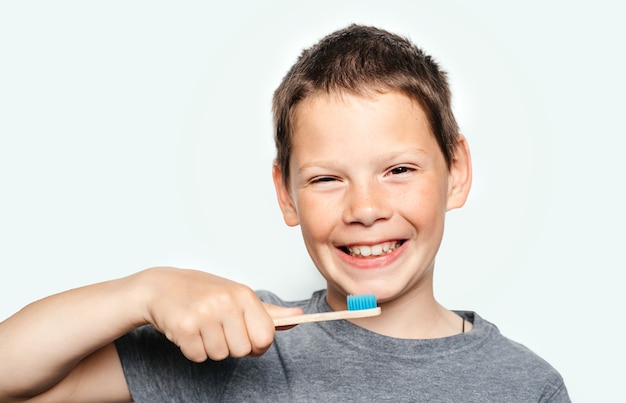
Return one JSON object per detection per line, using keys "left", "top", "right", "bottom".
{"left": 335, "top": 240, "right": 407, "bottom": 270}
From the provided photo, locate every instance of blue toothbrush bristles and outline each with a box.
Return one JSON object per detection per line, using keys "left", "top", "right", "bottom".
{"left": 347, "top": 294, "right": 377, "bottom": 310}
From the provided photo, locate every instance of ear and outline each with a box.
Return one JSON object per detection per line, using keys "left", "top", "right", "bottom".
{"left": 446, "top": 135, "right": 472, "bottom": 211}
{"left": 272, "top": 163, "right": 300, "bottom": 227}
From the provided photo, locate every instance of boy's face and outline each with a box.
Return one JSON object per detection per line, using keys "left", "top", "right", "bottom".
{"left": 273, "top": 91, "right": 470, "bottom": 309}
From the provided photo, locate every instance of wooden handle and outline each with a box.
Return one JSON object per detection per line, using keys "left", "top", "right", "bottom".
{"left": 272, "top": 307, "right": 381, "bottom": 327}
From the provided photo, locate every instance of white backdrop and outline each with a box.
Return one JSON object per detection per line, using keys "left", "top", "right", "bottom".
{"left": 1, "top": 1, "right": 623, "bottom": 400}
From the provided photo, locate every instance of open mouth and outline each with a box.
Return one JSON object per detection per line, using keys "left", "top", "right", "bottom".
{"left": 339, "top": 240, "right": 405, "bottom": 257}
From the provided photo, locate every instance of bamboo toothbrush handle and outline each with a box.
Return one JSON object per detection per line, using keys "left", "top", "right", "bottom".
{"left": 272, "top": 307, "right": 381, "bottom": 327}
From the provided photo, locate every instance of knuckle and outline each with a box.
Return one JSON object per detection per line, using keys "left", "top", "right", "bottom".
{"left": 180, "top": 343, "right": 208, "bottom": 363}
{"left": 229, "top": 342, "right": 253, "bottom": 358}
{"left": 249, "top": 343, "right": 272, "bottom": 357}
{"left": 176, "top": 315, "right": 200, "bottom": 337}
{"left": 208, "top": 346, "right": 230, "bottom": 361}
{"left": 254, "top": 328, "right": 275, "bottom": 350}
{"left": 210, "top": 288, "right": 244, "bottom": 310}
{"left": 231, "top": 283, "right": 258, "bottom": 302}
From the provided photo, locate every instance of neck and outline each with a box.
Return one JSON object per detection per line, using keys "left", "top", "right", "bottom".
{"left": 348, "top": 288, "right": 468, "bottom": 339}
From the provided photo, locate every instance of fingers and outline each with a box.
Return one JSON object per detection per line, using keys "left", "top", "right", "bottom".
{"left": 262, "top": 302, "right": 305, "bottom": 319}
{"left": 173, "top": 320, "right": 253, "bottom": 363}
{"left": 190, "top": 303, "right": 303, "bottom": 361}
{"left": 143, "top": 268, "right": 303, "bottom": 362}
{"left": 262, "top": 303, "right": 305, "bottom": 331}
{"left": 164, "top": 318, "right": 217, "bottom": 363}
{"left": 168, "top": 314, "right": 258, "bottom": 362}
{"left": 170, "top": 299, "right": 286, "bottom": 361}
{"left": 177, "top": 334, "right": 212, "bottom": 363}
{"left": 220, "top": 314, "right": 255, "bottom": 359}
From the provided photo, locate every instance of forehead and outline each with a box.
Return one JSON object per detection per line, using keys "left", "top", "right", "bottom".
{"left": 289, "top": 90, "right": 441, "bottom": 166}
{"left": 291, "top": 90, "right": 432, "bottom": 140}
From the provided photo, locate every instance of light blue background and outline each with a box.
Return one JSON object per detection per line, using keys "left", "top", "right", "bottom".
{"left": 1, "top": 1, "right": 623, "bottom": 400}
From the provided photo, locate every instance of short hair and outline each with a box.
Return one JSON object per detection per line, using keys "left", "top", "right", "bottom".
{"left": 272, "top": 24, "right": 459, "bottom": 185}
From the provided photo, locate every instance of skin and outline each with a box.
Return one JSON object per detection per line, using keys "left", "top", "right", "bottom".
{"left": 0, "top": 269, "right": 303, "bottom": 402}
{"left": 0, "top": 89, "right": 471, "bottom": 402}
{"left": 273, "top": 90, "right": 472, "bottom": 339}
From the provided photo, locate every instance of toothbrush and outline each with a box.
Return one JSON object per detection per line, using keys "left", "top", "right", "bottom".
{"left": 272, "top": 294, "right": 381, "bottom": 327}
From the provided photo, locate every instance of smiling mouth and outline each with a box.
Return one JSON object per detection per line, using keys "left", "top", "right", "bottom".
{"left": 339, "top": 240, "right": 405, "bottom": 257}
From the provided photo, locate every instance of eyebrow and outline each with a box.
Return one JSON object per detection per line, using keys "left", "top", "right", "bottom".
{"left": 296, "top": 148, "right": 430, "bottom": 173}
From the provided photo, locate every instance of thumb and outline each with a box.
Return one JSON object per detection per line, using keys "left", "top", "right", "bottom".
{"left": 262, "top": 302, "right": 304, "bottom": 331}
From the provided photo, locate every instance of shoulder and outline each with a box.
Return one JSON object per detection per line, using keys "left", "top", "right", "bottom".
{"left": 472, "top": 313, "right": 555, "bottom": 368}
{"left": 469, "top": 313, "right": 570, "bottom": 401}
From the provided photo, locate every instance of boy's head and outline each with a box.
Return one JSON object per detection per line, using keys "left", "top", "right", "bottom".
{"left": 272, "top": 24, "right": 459, "bottom": 185}
{"left": 270, "top": 25, "right": 472, "bottom": 307}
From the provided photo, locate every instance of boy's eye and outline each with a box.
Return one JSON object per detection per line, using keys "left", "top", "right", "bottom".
{"left": 388, "top": 166, "right": 414, "bottom": 176}
{"left": 310, "top": 176, "right": 338, "bottom": 184}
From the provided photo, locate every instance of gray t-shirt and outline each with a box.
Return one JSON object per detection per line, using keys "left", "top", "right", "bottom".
{"left": 116, "top": 290, "right": 569, "bottom": 402}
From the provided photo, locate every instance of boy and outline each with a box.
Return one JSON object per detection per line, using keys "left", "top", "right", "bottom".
{"left": 0, "top": 24, "right": 569, "bottom": 402}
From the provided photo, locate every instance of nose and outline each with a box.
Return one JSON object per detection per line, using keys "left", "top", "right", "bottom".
{"left": 342, "top": 180, "right": 392, "bottom": 226}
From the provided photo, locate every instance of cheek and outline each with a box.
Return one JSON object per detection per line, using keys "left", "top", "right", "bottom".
{"left": 296, "top": 196, "right": 339, "bottom": 242}
{"left": 399, "top": 181, "right": 447, "bottom": 223}
{"left": 299, "top": 205, "right": 329, "bottom": 236}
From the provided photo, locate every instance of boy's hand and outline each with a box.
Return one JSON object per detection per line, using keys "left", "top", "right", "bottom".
{"left": 137, "top": 267, "right": 303, "bottom": 362}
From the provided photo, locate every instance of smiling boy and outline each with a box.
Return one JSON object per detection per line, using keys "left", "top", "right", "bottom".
{"left": 274, "top": 90, "right": 471, "bottom": 339}
{"left": 0, "top": 25, "right": 569, "bottom": 402}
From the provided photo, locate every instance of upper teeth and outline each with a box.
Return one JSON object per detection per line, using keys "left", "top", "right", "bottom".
{"left": 347, "top": 241, "right": 400, "bottom": 257}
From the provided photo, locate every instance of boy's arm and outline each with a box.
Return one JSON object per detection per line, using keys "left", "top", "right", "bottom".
{"left": 25, "top": 343, "right": 132, "bottom": 403}
{"left": 0, "top": 267, "right": 302, "bottom": 402}
{"left": 0, "top": 273, "right": 142, "bottom": 402}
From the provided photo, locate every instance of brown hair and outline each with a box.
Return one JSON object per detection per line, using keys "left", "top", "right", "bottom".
{"left": 272, "top": 24, "right": 459, "bottom": 185}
